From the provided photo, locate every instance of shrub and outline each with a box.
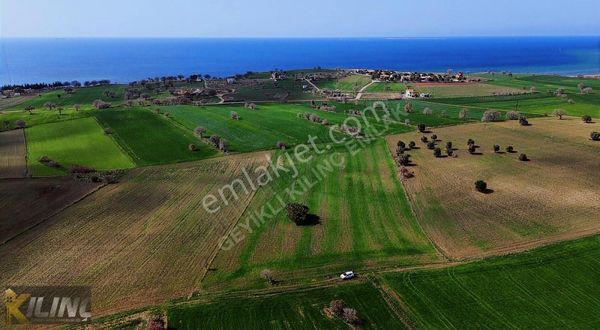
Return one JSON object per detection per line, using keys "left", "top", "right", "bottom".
{"left": 330, "top": 300, "right": 346, "bottom": 316}
{"left": 433, "top": 147, "right": 442, "bottom": 157}
{"left": 506, "top": 111, "right": 520, "bottom": 120}
{"left": 69, "top": 165, "right": 96, "bottom": 174}
{"left": 481, "top": 110, "right": 502, "bottom": 122}
{"left": 519, "top": 153, "right": 528, "bottom": 161}
{"left": 408, "top": 141, "right": 416, "bottom": 149}
{"left": 342, "top": 308, "right": 360, "bottom": 325}
{"left": 92, "top": 99, "right": 111, "bottom": 109}
{"left": 285, "top": 203, "right": 309, "bottom": 225}
{"left": 188, "top": 144, "right": 197, "bottom": 151}
{"left": 591, "top": 132, "right": 600, "bottom": 141}
{"left": 260, "top": 269, "right": 274, "bottom": 285}
{"left": 398, "top": 154, "right": 411, "bottom": 166}
{"left": 194, "top": 126, "right": 206, "bottom": 137}
{"left": 14, "top": 119, "right": 26, "bottom": 128}
{"left": 506, "top": 145, "right": 514, "bottom": 153}
{"left": 493, "top": 144, "right": 500, "bottom": 152}
{"left": 427, "top": 141, "right": 435, "bottom": 150}
{"left": 417, "top": 123, "right": 426, "bottom": 133}
{"left": 475, "top": 180, "right": 487, "bottom": 193}
{"left": 421, "top": 136, "right": 428, "bottom": 143}
{"left": 276, "top": 141, "right": 286, "bottom": 149}
{"left": 582, "top": 115, "right": 592, "bottom": 123}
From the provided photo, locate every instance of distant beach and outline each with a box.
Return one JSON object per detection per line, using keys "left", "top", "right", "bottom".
{"left": 1, "top": 37, "right": 599, "bottom": 85}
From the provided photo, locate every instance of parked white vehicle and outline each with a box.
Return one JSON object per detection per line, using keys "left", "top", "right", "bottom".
{"left": 340, "top": 271, "right": 355, "bottom": 280}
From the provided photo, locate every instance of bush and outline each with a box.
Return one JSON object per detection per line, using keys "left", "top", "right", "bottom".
{"left": 433, "top": 147, "right": 442, "bottom": 157}
{"left": 398, "top": 154, "right": 411, "bottom": 166}
{"left": 481, "top": 110, "right": 502, "bottom": 122}
{"left": 591, "top": 132, "right": 600, "bottom": 141}
{"left": 417, "top": 123, "right": 426, "bottom": 133}
{"left": 506, "top": 111, "right": 520, "bottom": 120}
{"left": 506, "top": 145, "right": 514, "bottom": 153}
{"left": 475, "top": 180, "right": 487, "bottom": 193}
{"left": 421, "top": 136, "right": 428, "bottom": 143}
{"left": 14, "top": 119, "right": 26, "bottom": 128}
{"left": 276, "top": 141, "right": 286, "bottom": 149}
{"left": 519, "top": 153, "right": 528, "bottom": 161}
{"left": 285, "top": 203, "right": 309, "bottom": 225}
{"left": 582, "top": 115, "right": 592, "bottom": 123}
{"left": 330, "top": 300, "right": 346, "bottom": 316}
{"left": 408, "top": 141, "right": 416, "bottom": 149}
{"left": 342, "top": 308, "right": 360, "bottom": 325}
{"left": 69, "top": 165, "right": 96, "bottom": 174}
{"left": 493, "top": 144, "right": 500, "bottom": 152}
{"left": 188, "top": 144, "right": 197, "bottom": 151}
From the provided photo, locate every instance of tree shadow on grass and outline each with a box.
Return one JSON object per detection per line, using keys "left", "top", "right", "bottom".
{"left": 297, "top": 214, "right": 321, "bottom": 226}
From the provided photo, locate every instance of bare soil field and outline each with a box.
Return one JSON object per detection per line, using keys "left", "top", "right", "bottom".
{"left": 0, "top": 177, "right": 101, "bottom": 244}
{"left": 387, "top": 117, "right": 600, "bottom": 259}
{"left": 0, "top": 129, "right": 27, "bottom": 178}
{"left": 0, "top": 152, "right": 269, "bottom": 316}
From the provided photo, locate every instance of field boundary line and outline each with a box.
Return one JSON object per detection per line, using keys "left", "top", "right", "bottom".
{"left": 0, "top": 182, "right": 107, "bottom": 246}
{"left": 366, "top": 276, "right": 416, "bottom": 329}
{"left": 91, "top": 116, "right": 139, "bottom": 165}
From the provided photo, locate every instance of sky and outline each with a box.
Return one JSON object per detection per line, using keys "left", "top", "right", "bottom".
{"left": 1, "top": 0, "right": 599, "bottom": 38}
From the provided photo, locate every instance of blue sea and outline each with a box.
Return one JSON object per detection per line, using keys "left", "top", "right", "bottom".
{"left": 1, "top": 37, "right": 599, "bottom": 85}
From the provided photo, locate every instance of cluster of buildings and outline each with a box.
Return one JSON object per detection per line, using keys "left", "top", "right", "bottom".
{"left": 353, "top": 69, "right": 469, "bottom": 83}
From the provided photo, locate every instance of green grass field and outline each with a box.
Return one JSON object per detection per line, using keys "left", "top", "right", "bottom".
{"left": 26, "top": 117, "right": 135, "bottom": 176}
{"left": 163, "top": 103, "right": 411, "bottom": 153}
{"left": 4, "top": 85, "right": 125, "bottom": 112}
{"left": 168, "top": 282, "right": 406, "bottom": 329}
{"left": 317, "top": 75, "right": 372, "bottom": 92}
{"left": 365, "top": 82, "right": 405, "bottom": 93}
{"left": 431, "top": 93, "right": 600, "bottom": 117}
{"left": 475, "top": 73, "right": 600, "bottom": 94}
{"left": 94, "top": 108, "right": 217, "bottom": 166}
{"left": 383, "top": 235, "right": 600, "bottom": 329}
{"left": 206, "top": 140, "right": 439, "bottom": 289}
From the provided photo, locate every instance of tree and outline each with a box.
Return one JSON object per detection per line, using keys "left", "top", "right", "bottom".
{"left": 582, "top": 115, "right": 592, "bottom": 123}
{"left": 493, "top": 144, "right": 500, "bottom": 153}
{"left": 481, "top": 110, "right": 501, "bottom": 122}
{"left": 342, "top": 308, "right": 360, "bottom": 325}
{"left": 433, "top": 147, "right": 442, "bottom": 157}
{"left": 209, "top": 134, "right": 221, "bottom": 147}
{"left": 92, "top": 99, "right": 111, "bottom": 109}
{"left": 459, "top": 108, "right": 469, "bottom": 120}
{"left": 408, "top": 141, "right": 416, "bottom": 149}
{"left": 43, "top": 101, "right": 56, "bottom": 110}
{"left": 74, "top": 104, "right": 81, "bottom": 112}
{"left": 467, "top": 138, "right": 475, "bottom": 146}
{"left": 276, "top": 141, "right": 286, "bottom": 149}
{"left": 506, "top": 111, "right": 520, "bottom": 120}
{"left": 446, "top": 141, "right": 452, "bottom": 149}
{"left": 260, "top": 269, "right": 275, "bottom": 285}
{"left": 422, "top": 107, "right": 432, "bottom": 115}
{"left": 431, "top": 134, "right": 438, "bottom": 140}
{"left": 552, "top": 109, "right": 566, "bottom": 119}
{"left": 230, "top": 111, "right": 239, "bottom": 120}
{"left": 468, "top": 144, "right": 477, "bottom": 154}
{"left": 103, "top": 127, "right": 112, "bottom": 135}
{"left": 417, "top": 123, "right": 426, "bottom": 133}
{"left": 147, "top": 318, "right": 166, "bottom": 330}
{"left": 188, "top": 144, "right": 197, "bottom": 151}
{"left": 194, "top": 126, "right": 206, "bottom": 137}
{"left": 14, "top": 119, "right": 26, "bottom": 128}
{"left": 506, "top": 145, "right": 514, "bottom": 153}
{"left": 519, "top": 153, "right": 529, "bottom": 161}
{"left": 398, "top": 154, "right": 411, "bottom": 166}
{"left": 285, "top": 203, "right": 309, "bottom": 225}
{"left": 24, "top": 105, "right": 34, "bottom": 114}
{"left": 475, "top": 180, "right": 487, "bottom": 193}
{"left": 404, "top": 102, "right": 413, "bottom": 113}
{"left": 582, "top": 87, "right": 593, "bottom": 94}
{"left": 578, "top": 82, "right": 585, "bottom": 92}
{"left": 427, "top": 141, "right": 435, "bottom": 150}
{"left": 591, "top": 132, "right": 600, "bottom": 141}
{"left": 219, "top": 139, "right": 229, "bottom": 152}
{"left": 57, "top": 107, "right": 64, "bottom": 115}
{"left": 330, "top": 300, "right": 346, "bottom": 316}
{"left": 397, "top": 140, "right": 406, "bottom": 148}
{"left": 446, "top": 147, "right": 453, "bottom": 157}
{"left": 519, "top": 116, "right": 529, "bottom": 126}
{"left": 421, "top": 136, "right": 428, "bottom": 143}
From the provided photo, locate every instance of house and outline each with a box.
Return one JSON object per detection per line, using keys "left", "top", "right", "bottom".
{"left": 404, "top": 89, "right": 417, "bottom": 98}
{"left": 419, "top": 93, "right": 431, "bottom": 98}
{"left": 226, "top": 78, "right": 236, "bottom": 84}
